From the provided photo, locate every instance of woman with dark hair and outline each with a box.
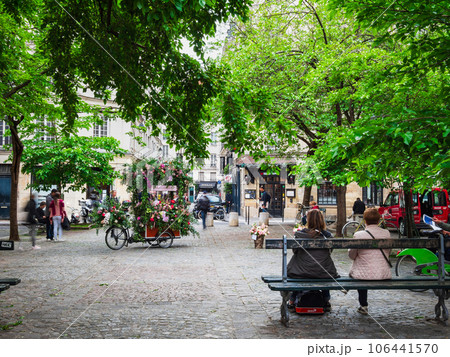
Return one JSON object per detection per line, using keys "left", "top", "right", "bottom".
{"left": 49, "top": 192, "right": 66, "bottom": 241}
{"left": 287, "top": 209, "right": 339, "bottom": 311}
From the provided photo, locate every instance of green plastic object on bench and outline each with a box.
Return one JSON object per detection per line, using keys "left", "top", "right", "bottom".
{"left": 0, "top": 284, "right": 10, "bottom": 293}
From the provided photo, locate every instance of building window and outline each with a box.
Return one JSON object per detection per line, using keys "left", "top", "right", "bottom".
{"left": 0, "top": 120, "right": 11, "bottom": 147}
{"left": 162, "top": 145, "right": 169, "bottom": 158}
{"left": 35, "top": 117, "right": 55, "bottom": 141}
{"left": 199, "top": 172, "right": 205, "bottom": 181}
{"left": 318, "top": 181, "right": 337, "bottom": 205}
{"left": 362, "top": 183, "right": 383, "bottom": 206}
{"left": 210, "top": 172, "right": 216, "bottom": 181}
{"left": 210, "top": 132, "right": 217, "bottom": 145}
{"left": 176, "top": 153, "right": 183, "bottom": 161}
{"left": 210, "top": 154, "right": 217, "bottom": 167}
{"left": 93, "top": 118, "right": 108, "bottom": 137}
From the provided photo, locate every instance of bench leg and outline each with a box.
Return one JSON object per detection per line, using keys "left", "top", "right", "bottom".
{"left": 280, "top": 291, "right": 290, "bottom": 327}
{"left": 433, "top": 289, "right": 449, "bottom": 322}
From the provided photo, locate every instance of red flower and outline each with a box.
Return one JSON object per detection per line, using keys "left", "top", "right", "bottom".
{"left": 171, "top": 205, "right": 174, "bottom": 209}
{"left": 150, "top": 218, "right": 154, "bottom": 222}
{"left": 188, "top": 222, "right": 190, "bottom": 225}
{"left": 171, "top": 200, "right": 175, "bottom": 203}
{"left": 102, "top": 213, "right": 105, "bottom": 217}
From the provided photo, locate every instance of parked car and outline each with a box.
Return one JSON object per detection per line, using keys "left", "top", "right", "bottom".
{"left": 378, "top": 188, "right": 449, "bottom": 235}
{"left": 193, "top": 194, "right": 226, "bottom": 220}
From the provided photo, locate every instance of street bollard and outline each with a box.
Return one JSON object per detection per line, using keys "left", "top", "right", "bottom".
{"left": 259, "top": 212, "right": 269, "bottom": 226}
{"left": 206, "top": 212, "right": 214, "bottom": 227}
{"left": 229, "top": 212, "right": 239, "bottom": 227}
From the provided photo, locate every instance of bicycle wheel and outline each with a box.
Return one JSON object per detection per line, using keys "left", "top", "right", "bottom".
{"left": 342, "top": 221, "right": 363, "bottom": 238}
{"left": 395, "top": 255, "right": 428, "bottom": 292}
{"left": 381, "top": 221, "right": 400, "bottom": 239}
{"left": 105, "top": 227, "right": 128, "bottom": 250}
{"left": 157, "top": 231, "right": 174, "bottom": 249}
{"left": 215, "top": 208, "right": 225, "bottom": 221}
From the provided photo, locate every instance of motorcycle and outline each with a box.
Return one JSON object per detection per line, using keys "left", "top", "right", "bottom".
{"left": 79, "top": 198, "right": 97, "bottom": 223}
{"left": 70, "top": 208, "right": 81, "bottom": 224}
{"left": 193, "top": 204, "right": 225, "bottom": 221}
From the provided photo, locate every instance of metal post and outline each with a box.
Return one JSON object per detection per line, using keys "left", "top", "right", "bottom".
{"left": 282, "top": 234, "right": 287, "bottom": 283}
{"left": 438, "top": 233, "right": 445, "bottom": 283}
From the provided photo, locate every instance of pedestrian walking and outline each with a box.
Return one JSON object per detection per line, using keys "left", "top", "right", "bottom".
{"left": 25, "top": 193, "right": 40, "bottom": 250}
{"left": 45, "top": 189, "right": 57, "bottom": 240}
{"left": 49, "top": 192, "right": 67, "bottom": 241}
{"left": 348, "top": 208, "right": 392, "bottom": 315}
{"left": 197, "top": 192, "right": 210, "bottom": 230}
{"left": 259, "top": 186, "right": 271, "bottom": 213}
{"left": 352, "top": 198, "right": 366, "bottom": 221}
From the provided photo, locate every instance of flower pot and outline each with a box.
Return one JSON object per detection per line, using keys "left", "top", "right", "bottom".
{"left": 254, "top": 235, "right": 265, "bottom": 249}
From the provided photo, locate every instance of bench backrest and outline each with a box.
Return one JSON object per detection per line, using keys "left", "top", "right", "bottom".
{"left": 266, "top": 235, "right": 449, "bottom": 283}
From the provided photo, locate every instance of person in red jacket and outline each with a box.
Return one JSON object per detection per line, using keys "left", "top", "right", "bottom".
{"left": 49, "top": 192, "right": 67, "bottom": 241}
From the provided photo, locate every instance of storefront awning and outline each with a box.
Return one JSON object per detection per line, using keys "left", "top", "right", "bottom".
{"left": 198, "top": 181, "right": 217, "bottom": 189}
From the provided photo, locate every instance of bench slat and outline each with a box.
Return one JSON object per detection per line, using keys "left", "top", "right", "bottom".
{"left": 269, "top": 280, "right": 448, "bottom": 291}
{"left": 261, "top": 275, "right": 450, "bottom": 283}
{"left": 265, "top": 238, "right": 448, "bottom": 249}
{"left": 0, "top": 278, "right": 21, "bottom": 285}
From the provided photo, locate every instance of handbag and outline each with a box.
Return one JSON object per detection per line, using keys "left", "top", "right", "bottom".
{"left": 62, "top": 216, "right": 71, "bottom": 230}
{"left": 365, "top": 230, "right": 393, "bottom": 268}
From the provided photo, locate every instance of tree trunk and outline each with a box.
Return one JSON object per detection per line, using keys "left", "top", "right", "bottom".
{"left": 9, "top": 119, "right": 24, "bottom": 241}
{"left": 403, "top": 182, "right": 416, "bottom": 238}
{"left": 335, "top": 185, "right": 347, "bottom": 237}
{"left": 302, "top": 186, "right": 312, "bottom": 206}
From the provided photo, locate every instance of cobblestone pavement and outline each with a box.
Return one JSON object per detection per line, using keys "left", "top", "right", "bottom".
{"left": 0, "top": 218, "right": 448, "bottom": 339}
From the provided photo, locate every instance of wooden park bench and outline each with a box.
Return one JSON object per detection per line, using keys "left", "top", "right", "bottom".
{"left": 262, "top": 234, "right": 450, "bottom": 327}
{"left": 0, "top": 240, "right": 22, "bottom": 294}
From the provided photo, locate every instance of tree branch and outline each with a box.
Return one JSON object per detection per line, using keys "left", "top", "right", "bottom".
{"left": 303, "top": 0, "right": 328, "bottom": 45}
{"left": 3, "top": 69, "right": 49, "bottom": 99}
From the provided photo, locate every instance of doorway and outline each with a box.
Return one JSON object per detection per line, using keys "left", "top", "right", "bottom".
{"left": 261, "top": 175, "right": 284, "bottom": 218}
{"left": 0, "top": 176, "right": 11, "bottom": 219}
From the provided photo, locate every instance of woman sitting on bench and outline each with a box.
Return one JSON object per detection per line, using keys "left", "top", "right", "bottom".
{"left": 287, "top": 209, "right": 339, "bottom": 311}
{"left": 349, "top": 208, "right": 392, "bottom": 315}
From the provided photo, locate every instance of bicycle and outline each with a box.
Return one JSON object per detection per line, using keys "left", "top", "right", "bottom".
{"left": 395, "top": 230, "right": 450, "bottom": 292}
{"left": 341, "top": 213, "right": 400, "bottom": 238}
{"left": 104, "top": 225, "right": 176, "bottom": 250}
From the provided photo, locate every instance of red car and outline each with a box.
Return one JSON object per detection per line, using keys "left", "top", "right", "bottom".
{"left": 379, "top": 188, "right": 449, "bottom": 236}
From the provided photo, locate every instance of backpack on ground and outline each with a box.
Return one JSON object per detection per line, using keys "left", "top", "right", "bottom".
{"left": 295, "top": 290, "right": 326, "bottom": 314}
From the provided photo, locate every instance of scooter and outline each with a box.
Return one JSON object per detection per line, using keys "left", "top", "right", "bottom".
{"left": 79, "top": 199, "right": 95, "bottom": 223}
{"left": 70, "top": 209, "right": 80, "bottom": 224}
{"left": 395, "top": 230, "right": 450, "bottom": 292}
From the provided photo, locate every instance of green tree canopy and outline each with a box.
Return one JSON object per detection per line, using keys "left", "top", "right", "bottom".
{"left": 42, "top": 0, "right": 251, "bottom": 159}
